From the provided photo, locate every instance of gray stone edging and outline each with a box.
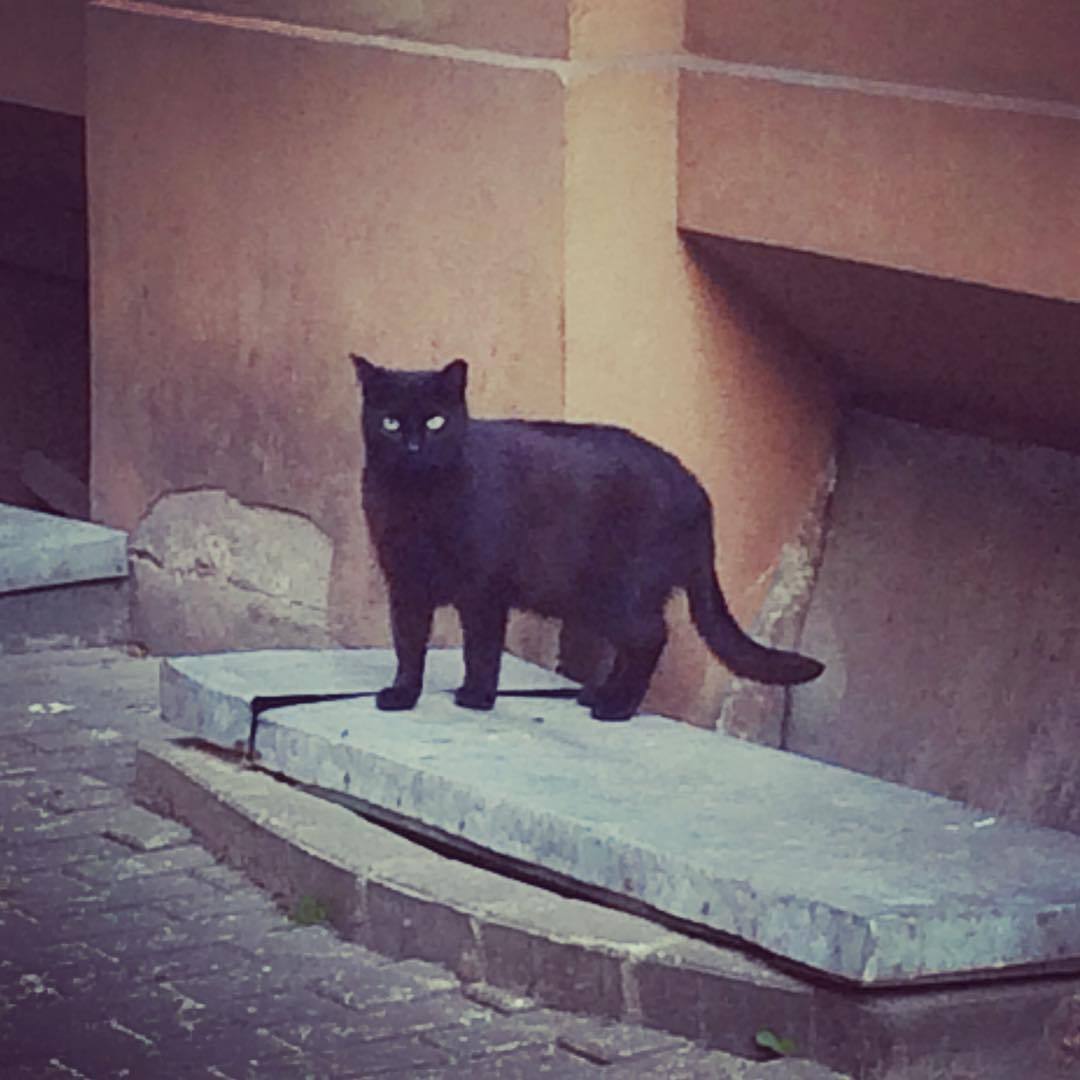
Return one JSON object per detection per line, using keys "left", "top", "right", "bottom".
{"left": 0, "top": 503, "right": 128, "bottom": 594}
{"left": 160, "top": 649, "right": 1080, "bottom": 988}
{"left": 135, "top": 739, "right": 1080, "bottom": 1080}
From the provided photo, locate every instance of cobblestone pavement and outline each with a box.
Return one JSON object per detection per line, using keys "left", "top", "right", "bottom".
{"left": 0, "top": 647, "right": 837, "bottom": 1079}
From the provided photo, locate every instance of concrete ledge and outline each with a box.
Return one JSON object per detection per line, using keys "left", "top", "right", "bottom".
{"left": 161, "top": 648, "right": 1080, "bottom": 988}
{"left": 160, "top": 648, "right": 575, "bottom": 750}
{"left": 0, "top": 504, "right": 127, "bottom": 594}
{"left": 0, "top": 578, "right": 130, "bottom": 655}
{"left": 135, "top": 740, "right": 1080, "bottom": 1078}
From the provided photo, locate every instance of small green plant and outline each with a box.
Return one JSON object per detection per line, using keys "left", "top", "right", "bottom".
{"left": 290, "top": 894, "right": 330, "bottom": 926}
{"left": 755, "top": 1028, "right": 798, "bottom": 1058}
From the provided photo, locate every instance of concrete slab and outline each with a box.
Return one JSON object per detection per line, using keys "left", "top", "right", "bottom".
{"left": 162, "top": 647, "right": 1080, "bottom": 986}
{"left": 137, "top": 738, "right": 1080, "bottom": 1079}
{"left": 160, "top": 647, "right": 575, "bottom": 751}
{"left": 255, "top": 693, "right": 1080, "bottom": 984}
{"left": 0, "top": 504, "right": 127, "bottom": 593}
{"left": 0, "top": 578, "right": 129, "bottom": 655}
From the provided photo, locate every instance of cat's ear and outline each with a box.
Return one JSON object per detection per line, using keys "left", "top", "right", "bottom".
{"left": 441, "top": 358, "right": 468, "bottom": 400}
{"left": 350, "top": 354, "right": 378, "bottom": 386}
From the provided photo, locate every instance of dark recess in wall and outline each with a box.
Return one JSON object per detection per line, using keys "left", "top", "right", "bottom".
{"left": 0, "top": 100, "right": 89, "bottom": 515}
{"left": 687, "top": 231, "right": 1080, "bottom": 458}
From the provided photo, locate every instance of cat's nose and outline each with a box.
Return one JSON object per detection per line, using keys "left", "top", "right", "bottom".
{"left": 405, "top": 438, "right": 421, "bottom": 454}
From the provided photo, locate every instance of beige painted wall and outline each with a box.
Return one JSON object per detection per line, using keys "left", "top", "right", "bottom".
{"left": 87, "top": 0, "right": 837, "bottom": 726}
{"left": 685, "top": 0, "right": 1080, "bottom": 105}
{"left": 0, "top": 0, "right": 85, "bottom": 115}
{"left": 679, "top": 72, "right": 1080, "bottom": 305}
{"left": 679, "top": 1, "right": 1080, "bottom": 305}
{"left": 143, "top": 0, "right": 570, "bottom": 57}
{"left": 564, "top": 64, "right": 837, "bottom": 723}
{"left": 88, "top": 4, "right": 566, "bottom": 649}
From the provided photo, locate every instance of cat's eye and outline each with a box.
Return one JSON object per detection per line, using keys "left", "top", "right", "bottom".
{"left": 426, "top": 415, "right": 446, "bottom": 432}
{"left": 381, "top": 416, "right": 401, "bottom": 433}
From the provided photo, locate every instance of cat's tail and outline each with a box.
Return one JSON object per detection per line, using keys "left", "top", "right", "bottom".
{"left": 686, "top": 536, "right": 824, "bottom": 687}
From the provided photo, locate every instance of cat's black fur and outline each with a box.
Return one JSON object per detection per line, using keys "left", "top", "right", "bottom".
{"left": 353, "top": 356, "right": 824, "bottom": 721}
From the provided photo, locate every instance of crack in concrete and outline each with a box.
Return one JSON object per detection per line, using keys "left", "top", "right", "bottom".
{"left": 128, "top": 546, "right": 165, "bottom": 571}
{"left": 131, "top": 548, "right": 325, "bottom": 614}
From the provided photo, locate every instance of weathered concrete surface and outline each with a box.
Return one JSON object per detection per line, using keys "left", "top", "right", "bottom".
{"left": 792, "top": 412, "right": 1080, "bottom": 835}
{"left": 0, "top": 503, "right": 126, "bottom": 593}
{"left": 161, "top": 647, "right": 576, "bottom": 751}
{"left": 138, "top": 737, "right": 1080, "bottom": 1079}
{"left": 0, "top": 579, "right": 129, "bottom": 655}
{"left": 253, "top": 690, "right": 1080, "bottom": 985}
{"left": 162, "top": 648, "right": 1080, "bottom": 985}
{"left": 718, "top": 456, "right": 835, "bottom": 746}
{"left": 6, "top": 646, "right": 798, "bottom": 1080}
{"left": 130, "top": 490, "right": 334, "bottom": 655}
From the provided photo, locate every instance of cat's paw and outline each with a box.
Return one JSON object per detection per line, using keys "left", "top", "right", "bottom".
{"left": 376, "top": 685, "right": 421, "bottom": 711}
{"left": 576, "top": 686, "right": 598, "bottom": 708}
{"left": 454, "top": 685, "right": 497, "bottom": 711}
{"left": 589, "top": 697, "right": 638, "bottom": 722}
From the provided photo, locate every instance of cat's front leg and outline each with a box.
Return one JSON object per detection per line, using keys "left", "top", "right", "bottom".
{"left": 378, "top": 588, "right": 434, "bottom": 710}
{"left": 455, "top": 598, "right": 508, "bottom": 711}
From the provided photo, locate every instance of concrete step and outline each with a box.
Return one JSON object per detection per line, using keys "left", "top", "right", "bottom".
{"left": 0, "top": 502, "right": 129, "bottom": 652}
{"left": 139, "top": 736, "right": 1080, "bottom": 1080}
{"left": 161, "top": 647, "right": 1080, "bottom": 990}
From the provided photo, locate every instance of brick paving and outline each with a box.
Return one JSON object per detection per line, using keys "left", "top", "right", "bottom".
{"left": 0, "top": 647, "right": 836, "bottom": 1079}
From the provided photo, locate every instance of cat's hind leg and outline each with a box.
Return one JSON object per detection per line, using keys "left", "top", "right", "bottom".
{"left": 455, "top": 598, "right": 508, "bottom": 711}
{"left": 589, "top": 612, "right": 666, "bottom": 722}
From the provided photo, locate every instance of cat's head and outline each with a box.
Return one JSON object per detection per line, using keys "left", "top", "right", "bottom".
{"left": 352, "top": 356, "right": 469, "bottom": 475}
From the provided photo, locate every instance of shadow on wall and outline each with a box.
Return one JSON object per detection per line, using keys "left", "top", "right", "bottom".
{"left": 0, "top": 263, "right": 88, "bottom": 516}
{"left": 691, "top": 237, "right": 1080, "bottom": 834}
{"left": 0, "top": 101, "right": 89, "bottom": 517}
{"left": 686, "top": 231, "right": 1080, "bottom": 455}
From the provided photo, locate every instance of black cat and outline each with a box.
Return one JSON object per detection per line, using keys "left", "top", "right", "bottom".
{"left": 352, "top": 356, "right": 824, "bottom": 721}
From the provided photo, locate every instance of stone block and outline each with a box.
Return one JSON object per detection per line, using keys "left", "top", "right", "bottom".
{"left": 133, "top": 736, "right": 1080, "bottom": 1078}
{"left": 248, "top": 673, "right": 1080, "bottom": 984}
{"left": 632, "top": 938, "right": 814, "bottom": 1056}
{"left": 718, "top": 458, "right": 833, "bottom": 746}
{"left": 364, "top": 873, "right": 483, "bottom": 980}
{"left": 0, "top": 578, "right": 129, "bottom": 655}
{"left": 160, "top": 646, "right": 575, "bottom": 750}
{"left": 811, "top": 976, "right": 1080, "bottom": 1080}
{"left": 365, "top": 853, "right": 545, "bottom": 983}
{"left": 0, "top": 505, "right": 126, "bottom": 594}
{"left": 129, "top": 489, "right": 334, "bottom": 655}
{"left": 478, "top": 892, "right": 673, "bottom": 1019}
{"left": 479, "top": 919, "right": 625, "bottom": 1021}
{"left": 134, "top": 743, "right": 364, "bottom": 933}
